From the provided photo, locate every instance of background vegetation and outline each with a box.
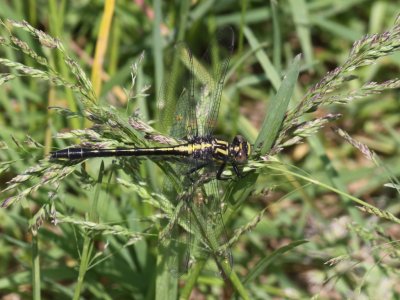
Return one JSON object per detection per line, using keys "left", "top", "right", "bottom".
{"left": 1, "top": 1, "right": 400, "bottom": 299}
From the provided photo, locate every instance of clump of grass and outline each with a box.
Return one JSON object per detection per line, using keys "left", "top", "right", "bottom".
{"left": 1, "top": 14, "right": 400, "bottom": 299}
{"left": 230, "top": 15, "right": 400, "bottom": 250}
{"left": 332, "top": 126, "right": 400, "bottom": 224}
{"left": 0, "top": 18, "right": 153, "bottom": 210}
{"left": 270, "top": 15, "right": 400, "bottom": 156}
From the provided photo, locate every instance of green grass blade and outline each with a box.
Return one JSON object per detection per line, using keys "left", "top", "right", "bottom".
{"left": 243, "top": 240, "right": 308, "bottom": 285}
{"left": 155, "top": 245, "right": 178, "bottom": 300}
{"left": 152, "top": 0, "right": 163, "bottom": 106}
{"left": 254, "top": 54, "right": 301, "bottom": 154}
{"left": 243, "top": 26, "right": 281, "bottom": 91}
{"left": 271, "top": 0, "right": 282, "bottom": 73}
{"left": 32, "top": 233, "right": 41, "bottom": 300}
{"left": 289, "top": 0, "right": 313, "bottom": 66}
{"left": 311, "top": 15, "right": 362, "bottom": 41}
{"left": 73, "top": 235, "right": 93, "bottom": 300}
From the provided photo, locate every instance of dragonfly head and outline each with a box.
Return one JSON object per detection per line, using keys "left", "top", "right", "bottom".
{"left": 229, "top": 135, "right": 251, "bottom": 164}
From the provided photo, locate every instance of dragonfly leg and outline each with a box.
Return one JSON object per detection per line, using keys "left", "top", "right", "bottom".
{"left": 216, "top": 163, "right": 228, "bottom": 180}
{"left": 232, "top": 162, "right": 242, "bottom": 178}
{"left": 187, "top": 162, "right": 207, "bottom": 175}
{"left": 217, "top": 162, "right": 244, "bottom": 180}
{"left": 186, "top": 162, "right": 208, "bottom": 183}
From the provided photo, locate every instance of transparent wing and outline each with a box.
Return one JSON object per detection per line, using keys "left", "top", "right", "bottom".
{"left": 159, "top": 171, "right": 232, "bottom": 278}
{"left": 195, "top": 27, "right": 235, "bottom": 137}
{"left": 159, "top": 175, "right": 194, "bottom": 277}
{"left": 157, "top": 42, "right": 198, "bottom": 140}
{"left": 156, "top": 28, "right": 235, "bottom": 277}
{"left": 157, "top": 27, "right": 234, "bottom": 139}
{"left": 157, "top": 162, "right": 192, "bottom": 277}
{"left": 191, "top": 177, "right": 233, "bottom": 277}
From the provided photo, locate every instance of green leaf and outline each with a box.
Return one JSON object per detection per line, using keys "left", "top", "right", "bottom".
{"left": 254, "top": 54, "right": 301, "bottom": 154}
{"left": 243, "top": 26, "right": 281, "bottom": 91}
{"left": 243, "top": 240, "right": 308, "bottom": 285}
{"left": 288, "top": 0, "right": 313, "bottom": 66}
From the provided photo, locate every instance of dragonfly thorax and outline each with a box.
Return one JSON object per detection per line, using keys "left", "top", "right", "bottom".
{"left": 188, "top": 136, "right": 227, "bottom": 161}
{"left": 189, "top": 135, "right": 251, "bottom": 165}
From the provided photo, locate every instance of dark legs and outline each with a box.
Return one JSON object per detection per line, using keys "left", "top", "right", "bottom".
{"left": 187, "top": 161, "right": 243, "bottom": 181}
{"left": 216, "top": 162, "right": 242, "bottom": 180}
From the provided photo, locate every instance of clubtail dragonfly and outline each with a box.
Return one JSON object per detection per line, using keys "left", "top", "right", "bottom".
{"left": 51, "top": 27, "right": 250, "bottom": 276}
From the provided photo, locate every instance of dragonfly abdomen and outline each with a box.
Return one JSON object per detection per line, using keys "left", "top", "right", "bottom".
{"left": 50, "top": 145, "right": 192, "bottom": 160}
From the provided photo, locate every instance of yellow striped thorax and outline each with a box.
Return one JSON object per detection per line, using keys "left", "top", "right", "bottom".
{"left": 189, "top": 135, "right": 251, "bottom": 163}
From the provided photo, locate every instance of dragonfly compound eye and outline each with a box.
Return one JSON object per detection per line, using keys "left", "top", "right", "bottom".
{"left": 235, "top": 148, "right": 248, "bottom": 163}
{"left": 230, "top": 135, "right": 250, "bottom": 164}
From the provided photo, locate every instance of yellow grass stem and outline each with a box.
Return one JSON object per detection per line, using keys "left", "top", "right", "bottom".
{"left": 89, "top": 0, "right": 115, "bottom": 106}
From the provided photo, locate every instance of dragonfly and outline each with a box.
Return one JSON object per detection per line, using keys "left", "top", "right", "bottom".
{"left": 50, "top": 27, "right": 251, "bottom": 276}
{"left": 50, "top": 135, "right": 250, "bottom": 179}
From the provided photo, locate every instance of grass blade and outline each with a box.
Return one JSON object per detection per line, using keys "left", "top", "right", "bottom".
{"left": 254, "top": 54, "right": 301, "bottom": 154}
{"left": 243, "top": 26, "right": 281, "bottom": 91}
{"left": 289, "top": 0, "right": 313, "bottom": 66}
{"left": 243, "top": 240, "right": 308, "bottom": 285}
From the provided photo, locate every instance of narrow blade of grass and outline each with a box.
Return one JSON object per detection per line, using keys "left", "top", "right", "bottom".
{"left": 271, "top": 0, "right": 282, "bottom": 73}
{"left": 311, "top": 16, "right": 362, "bottom": 41}
{"left": 243, "top": 240, "right": 308, "bottom": 285}
{"left": 288, "top": 0, "right": 313, "bottom": 66}
{"left": 32, "top": 233, "right": 41, "bottom": 300}
{"left": 90, "top": 0, "right": 115, "bottom": 98}
{"left": 155, "top": 244, "right": 178, "bottom": 300}
{"left": 243, "top": 26, "right": 281, "bottom": 91}
{"left": 254, "top": 54, "right": 301, "bottom": 155}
